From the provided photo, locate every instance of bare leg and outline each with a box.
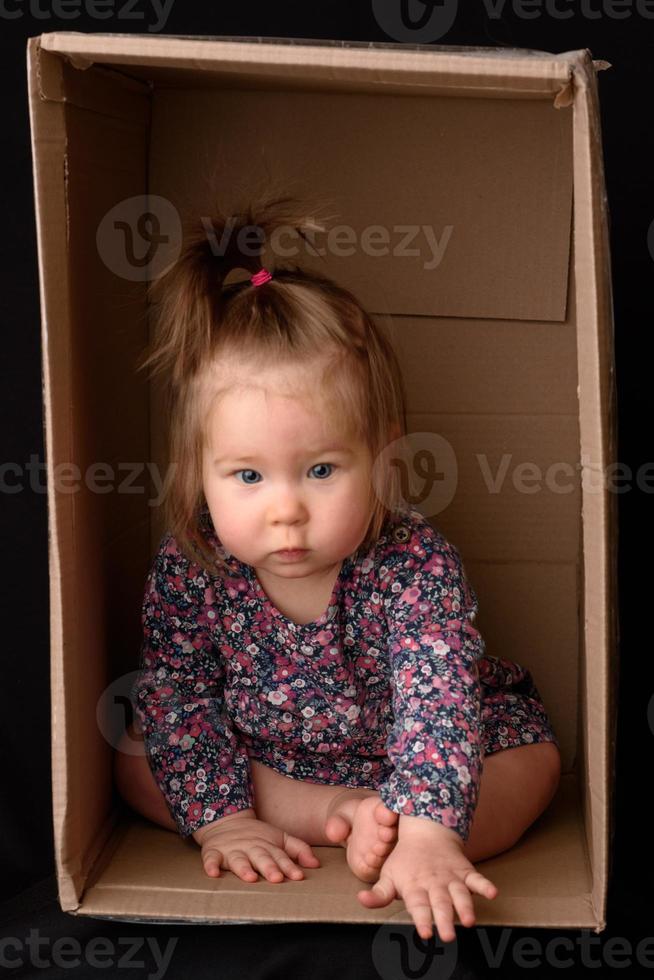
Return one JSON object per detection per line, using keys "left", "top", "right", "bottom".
{"left": 247, "top": 742, "right": 561, "bottom": 860}
{"left": 113, "top": 724, "right": 178, "bottom": 833}
{"left": 113, "top": 729, "right": 398, "bottom": 882}
{"left": 247, "top": 759, "right": 382, "bottom": 844}
{"left": 248, "top": 760, "right": 401, "bottom": 880}
{"left": 114, "top": 725, "right": 561, "bottom": 864}
{"left": 114, "top": 724, "right": 386, "bottom": 839}
{"left": 461, "top": 741, "right": 561, "bottom": 863}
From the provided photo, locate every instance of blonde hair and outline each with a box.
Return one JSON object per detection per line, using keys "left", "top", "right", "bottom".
{"left": 137, "top": 193, "right": 408, "bottom": 577}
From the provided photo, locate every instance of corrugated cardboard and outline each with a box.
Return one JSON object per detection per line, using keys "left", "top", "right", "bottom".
{"left": 27, "top": 33, "right": 617, "bottom": 932}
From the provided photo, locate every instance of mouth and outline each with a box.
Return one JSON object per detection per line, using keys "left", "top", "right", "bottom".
{"left": 275, "top": 548, "right": 308, "bottom": 559}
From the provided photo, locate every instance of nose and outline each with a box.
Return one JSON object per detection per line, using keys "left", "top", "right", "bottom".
{"left": 269, "top": 484, "right": 308, "bottom": 525}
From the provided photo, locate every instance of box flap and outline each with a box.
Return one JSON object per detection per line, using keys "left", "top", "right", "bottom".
{"left": 151, "top": 86, "right": 572, "bottom": 321}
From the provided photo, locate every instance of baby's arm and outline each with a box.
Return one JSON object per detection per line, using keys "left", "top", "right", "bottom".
{"left": 131, "top": 534, "right": 254, "bottom": 836}
{"left": 378, "top": 522, "right": 486, "bottom": 839}
{"left": 369, "top": 518, "right": 496, "bottom": 938}
{"left": 132, "top": 534, "right": 319, "bottom": 880}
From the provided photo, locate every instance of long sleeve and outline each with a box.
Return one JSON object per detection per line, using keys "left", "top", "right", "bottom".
{"left": 377, "top": 517, "right": 486, "bottom": 843}
{"left": 130, "top": 532, "right": 255, "bottom": 838}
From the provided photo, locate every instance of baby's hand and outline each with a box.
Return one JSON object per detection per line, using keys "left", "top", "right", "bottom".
{"left": 193, "top": 807, "right": 321, "bottom": 883}
{"left": 356, "top": 812, "right": 498, "bottom": 943}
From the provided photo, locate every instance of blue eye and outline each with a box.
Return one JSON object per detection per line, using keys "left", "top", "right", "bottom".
{"left": 310, "top": 463, "right": 334, "bottom": 479}
{"left": 234, "top": 469, "right": 261, "bottom": 485}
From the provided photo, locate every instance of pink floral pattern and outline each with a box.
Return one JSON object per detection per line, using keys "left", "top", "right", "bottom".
{"left": 131, "top": 505, "right": 558, "bottom": 842}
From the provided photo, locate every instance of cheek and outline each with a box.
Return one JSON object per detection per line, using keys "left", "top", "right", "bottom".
{"left": 202, "top": 478, "right": 235, "bottom": 535}
{"left": 348, "top": 467, "right": 374, "bottom": 505}
{"left": 206, "top": 501, "right": 244, "bottom": 553}
{"left": 203, "top": 462, "right": 235, "bottom": 502}
{"left": 323, "top": 479, "right": 371, "bottom": 525}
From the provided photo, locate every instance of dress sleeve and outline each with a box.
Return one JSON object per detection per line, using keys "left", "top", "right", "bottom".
{"left": 130, "top": 532, "right": 255, "bottom": 838}
{"left": 377, "top": 517, "right": 486, "bottom": 843}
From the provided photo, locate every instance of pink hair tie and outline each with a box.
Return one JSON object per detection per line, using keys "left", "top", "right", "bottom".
{"left": 251, "top": 268, "right": 273, "bottom": 287}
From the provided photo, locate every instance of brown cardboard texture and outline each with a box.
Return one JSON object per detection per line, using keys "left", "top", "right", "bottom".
{"left": 27, "top": 33, "right": 617, "bottom": 931}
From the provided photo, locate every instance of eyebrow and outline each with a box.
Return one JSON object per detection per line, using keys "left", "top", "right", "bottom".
{"left": 214, "top": 445, "right": 354, "bottom": 464}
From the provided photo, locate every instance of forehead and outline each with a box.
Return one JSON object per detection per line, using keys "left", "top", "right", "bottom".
{"left": 219, "top": 387, "right": 328, "bottom": 429}
{"left": 202, "top": 360, "right": 352, "bottom": 444}
{"left": 198, "top": 345, "right": 368, "bottom": 448}
{"left": 205, "top": 355, "right": 323, "bottom": 398}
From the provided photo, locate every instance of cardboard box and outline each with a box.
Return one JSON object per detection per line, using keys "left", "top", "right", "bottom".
{"left": 27, "top": 32, "right": 618, "bottom": 931}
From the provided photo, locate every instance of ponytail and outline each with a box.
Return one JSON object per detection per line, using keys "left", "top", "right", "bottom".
{"left": 136, "top": 194, "right": 333, "bottom": 388}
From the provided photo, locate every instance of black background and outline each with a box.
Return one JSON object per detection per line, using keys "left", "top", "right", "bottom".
{"left": 1, "top": 3, "right": 651, "bottom": 978}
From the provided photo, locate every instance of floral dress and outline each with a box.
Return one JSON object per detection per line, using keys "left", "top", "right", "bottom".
{"left": 131, "top": 504, "right": 559, "bottom": 843}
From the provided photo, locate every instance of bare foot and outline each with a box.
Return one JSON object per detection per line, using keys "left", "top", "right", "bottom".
{"left": 323, "top": 791, "right": 399, "bottom": 882}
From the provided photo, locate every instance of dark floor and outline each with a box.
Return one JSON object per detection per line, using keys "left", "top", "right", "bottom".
{"left": 0, "top": 859, "right": 649, "bottom": 980}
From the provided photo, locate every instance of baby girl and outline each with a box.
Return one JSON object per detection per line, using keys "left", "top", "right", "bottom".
{"left": 114, "top": 195, "right": 561, "bottom": 944}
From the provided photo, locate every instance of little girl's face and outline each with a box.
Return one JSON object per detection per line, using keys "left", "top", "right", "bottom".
{"left": 201, "top": 369, "right": 374, "bottom": 580}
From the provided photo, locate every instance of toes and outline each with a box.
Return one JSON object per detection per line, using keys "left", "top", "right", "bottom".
{"left": 325, "top": 813, "right": 352, "bottom": 844}
{"left": 377, "top": 824, "right": 398, "bottom": 844}
{"left": 346, "top": 841, "right": 386, "bottom": 882}
{"left": 374, "top": 802, "right": 399, "bottom": 826}
{"left": 352, "top": 862, "right": 382, "bottom": 883}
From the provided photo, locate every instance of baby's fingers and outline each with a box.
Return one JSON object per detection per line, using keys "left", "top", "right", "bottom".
{"left": 201, "top": 844, "right": 224, "bottom": 878}
{"left": 245, "top": 847, "right": 296, "bottom": 882}
{"left": 225, "top": 848, "right": 261, "bottom": 882}
{"left": 448, "top": 879, "right": 477, "bottom": 929}
{"left": 408, "top": 886, "right": 456, "bottom": 944}
{"left": 463, "top": 868, "right": 499, "bottom": 900}
{"left": 282, "top": 832, "right": 321, "bottom": 868}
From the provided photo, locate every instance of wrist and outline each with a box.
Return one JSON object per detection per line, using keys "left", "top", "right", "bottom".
{"left": 192, "top": 806, "right": 257, "bottom": 844}
{"left": 399, "top": 813, "right": 464, "bottom": 846}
